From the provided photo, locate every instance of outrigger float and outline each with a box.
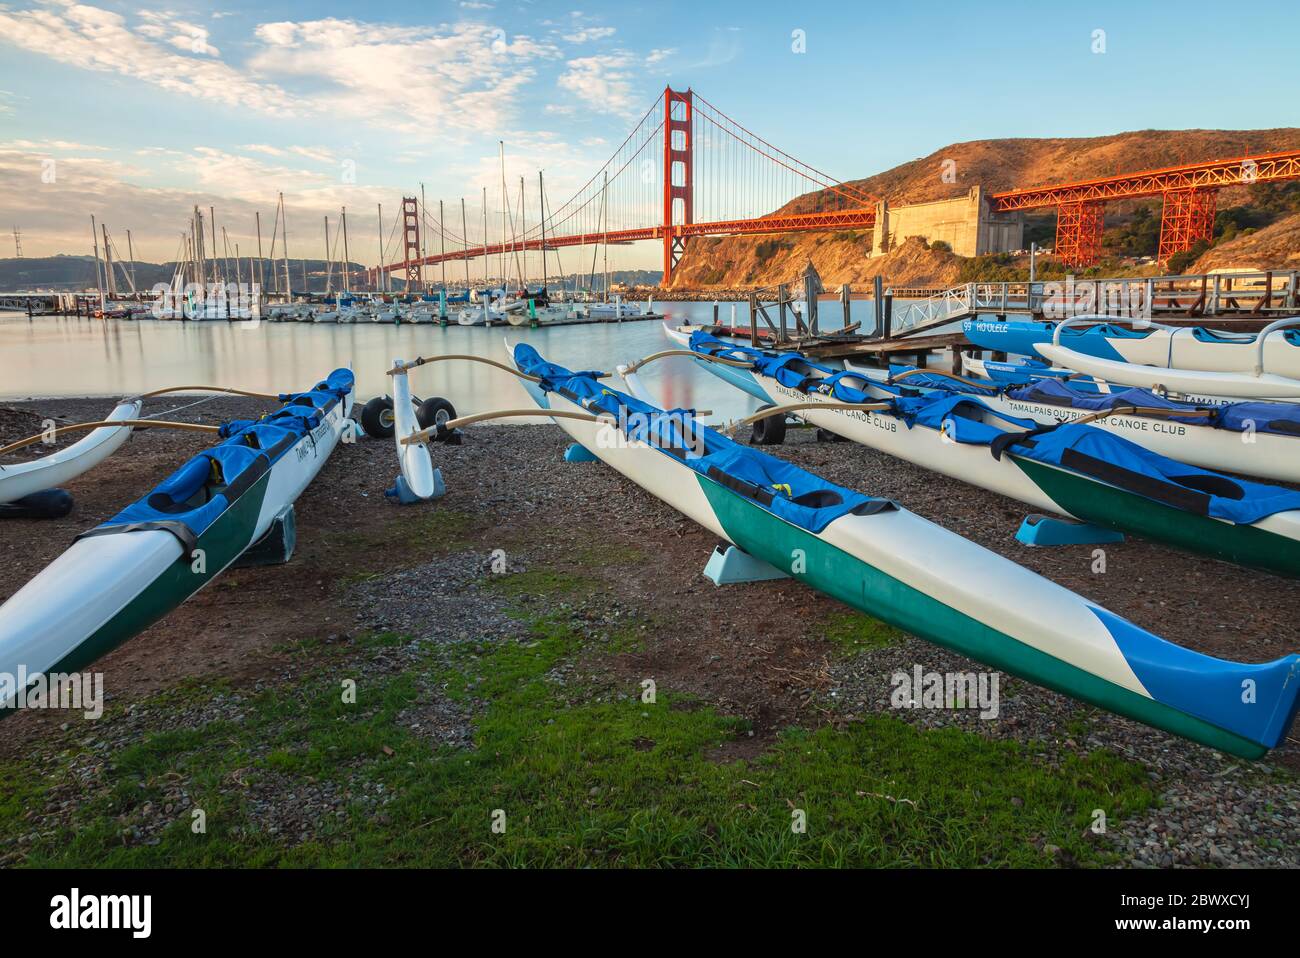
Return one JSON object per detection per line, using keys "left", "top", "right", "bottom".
{"left": 968, "top": 317, "right": 1300, "bottom": 401}
{"left": 963, "top": 316, "right": 1300, "bottom": 380}
{"left": 683, "top": 332, "right": 1300, "bottom": 578}
{"left": 404, "top": 341, "right": 1297, "bottom": 759}
{"left": 0, "top": 370, "right": 354, "bottom": 692}
{"left": 0, "top": 384, "right": 291, "bottom": 506}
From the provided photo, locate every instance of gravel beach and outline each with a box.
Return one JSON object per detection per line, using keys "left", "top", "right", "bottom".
{"left": 0, "top": 393, "right": 1297, "bottom": 867}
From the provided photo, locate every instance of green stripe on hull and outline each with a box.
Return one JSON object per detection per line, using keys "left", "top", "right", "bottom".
{"left": 50, "top": 472, "right": 272, "bottom": 675}
{"left": 695, "top": 475, "right": 1266, "bottom": 758}
{"left": 1011, "top": 456, "right": 1300, "bottom": 578}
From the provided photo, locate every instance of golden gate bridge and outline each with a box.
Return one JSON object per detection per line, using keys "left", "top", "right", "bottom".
{"left": 376, "top": 86, "right": 1300, "bottom": 289}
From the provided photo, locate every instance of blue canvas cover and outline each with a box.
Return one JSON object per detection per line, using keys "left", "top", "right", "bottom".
{"left": 1009, "top": 423, "right": 1300, "bottom": 524}
{"left": 514, "top": 344, "right": 887, "bottom": 533}
{"left": 689, "top": 335, "right": 1300, "bottom": 525}
{"left": 97, "top": 369, "right": 353, "bottom": 540}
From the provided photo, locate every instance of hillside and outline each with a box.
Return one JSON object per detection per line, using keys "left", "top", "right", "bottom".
{"left": 1192, "top": 212, "right": 1300, "bottom": 272}
{"left": 671, "top": 128, "right": 1300, "bottom": 290}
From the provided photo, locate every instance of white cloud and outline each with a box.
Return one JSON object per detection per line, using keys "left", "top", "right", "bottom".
{"left": 247, "top": 18, "right": 560, "bottom": 137}
{"left": 557, "top": 55, "right": 636, "bottom": 115}
{"left": 563, "top": 26, "right": 615, "bottom": 43}
{"left": 0, "top": 1, "right": 297, "bottom": 113}
{"left": 138, "top": 11, "right": 221, "bottom": 56}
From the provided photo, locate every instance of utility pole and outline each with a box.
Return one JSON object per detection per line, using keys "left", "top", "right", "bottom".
{"left": 11, "top": 226, "right": 21, "bottom": 258}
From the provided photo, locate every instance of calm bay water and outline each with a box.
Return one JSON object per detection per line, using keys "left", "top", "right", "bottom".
{"left": 0, "top": 302, "right": 843, "bottom": 421}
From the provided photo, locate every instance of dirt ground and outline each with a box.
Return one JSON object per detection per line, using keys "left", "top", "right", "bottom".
{"left": 1, "top": 393, "right": 1298, "bottom": 865}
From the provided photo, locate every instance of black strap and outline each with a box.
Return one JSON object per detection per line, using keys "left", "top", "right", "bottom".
{"left": 706, "top": 466, "right": 775, "bottom": 506}
{"left": 990, "top": 424, "right": 1054, "bottom": 460}
{"left": 76, "top": 520, "right": 200, "bottom": 558}
{"left": 1059, "top": 448, "right": 1212, "bottom": 516}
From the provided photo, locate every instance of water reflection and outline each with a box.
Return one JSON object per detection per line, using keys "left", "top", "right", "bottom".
{"left": 1, "top": 302, "right": 855, "bottom": 422}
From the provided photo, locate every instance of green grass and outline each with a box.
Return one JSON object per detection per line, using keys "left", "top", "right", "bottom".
{"left": 0, "top": 609, "right": 1156, "bottom": 868}
{"left": 821, "top": 611, "right": 904, "bottom": 654}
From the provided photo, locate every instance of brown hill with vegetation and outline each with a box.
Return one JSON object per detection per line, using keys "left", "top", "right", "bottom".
{"left": 1192, "top": 212, "right": 1300, "bottom": 272}
{"left": 671, "top": 129, "right": 1300, "bottom": 289}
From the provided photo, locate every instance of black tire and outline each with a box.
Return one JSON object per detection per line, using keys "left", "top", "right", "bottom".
{"left": 416, "top": 397, "right": 458, "bottom": 440}
{"left": 749, "top": 405, "right": 786, "bottom": 445}
{"left": 360, "top": 396, "right": 396, "bottom": 439}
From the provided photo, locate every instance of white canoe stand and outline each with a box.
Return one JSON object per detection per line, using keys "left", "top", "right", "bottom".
{"left": 617, "top": 355, "right": 789, "bottom": 585}
{"left": 385, "top": 358, "right": 445, "bottom": 504}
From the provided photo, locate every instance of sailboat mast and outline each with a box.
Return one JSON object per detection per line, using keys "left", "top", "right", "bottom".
{"left": 498, "top": 141, "right": 506, "bottom": 290}
{"left": 90, "top": 215, "right": 105, "bottom": 312}
{"left": 255, "top": 211, "right": 264, "bottom": 296}
{"left": 520, "top": 175, "right": 527, "bottom": 292}
{"left": 341, "top": 207, "right": 351, "bottom": 293}
{"left": 538, "top": 171, "right": 547, "bottom": 294}
{"left": 323, "top": 215, "right": 332, "bottom": 294}
{"left": 420, "top": 182, "right": 428, "bottom": 293}
{"left": 482, "top": 186, "right": 488, "bottom": 288}
{"left": 460, "top": 198, "right": 470, "bottom": 288}
{"left": 376, "top": 202, "right": 384, "bottom": 293}
{"left": 126, "top": 229, "right": 137, "bottom": 293}
{"left": 602, "top": 170, "right": 609, "bottom": 301}
{"left": 439, "top": 199, "right": 447, "bottom": 290}
{"left": 280, "top": 193, "right": 292, "bottom": 299}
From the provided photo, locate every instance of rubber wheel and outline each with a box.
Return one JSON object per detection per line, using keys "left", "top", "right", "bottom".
{"left": 416, "top": 397, "right": 458, "bottom": 441}
{"left": 749, "top": 405, "right": 786, "bottom": 445}
{"left": 360, "top": 396, "right": 396, "bottom": 439}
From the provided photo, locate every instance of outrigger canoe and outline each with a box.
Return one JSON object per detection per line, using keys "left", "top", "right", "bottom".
{"left": 843, "top": 361, "right": 1300, "bottom": 485}
{"left": 504, "top": 341, "right": 1298, "bottom": 758}
{"left": 0, "top": 370, "right": 354, "bottom": 693}
{"left": 1034, "top": 341, "right": 1300, "bottom": 401}
{"left": 963, "top": 316, "right": 1300, "bottom": 380}
{"left": 686, "top": 333, "right": 1300, "bottom": 578}
{"left": 0, "top": 398, "right": 141, "bottom": 504}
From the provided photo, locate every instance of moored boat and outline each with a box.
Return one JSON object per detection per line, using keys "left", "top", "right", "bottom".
{"left": 0, "top": 370, "right": 354, "bottom": 692}
{"left": 503, "top": 341, "right": 1298, "bottom": 758}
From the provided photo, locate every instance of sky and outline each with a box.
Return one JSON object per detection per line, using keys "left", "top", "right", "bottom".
{"left": 1, "top": 0, "right": 1297, "bottom": 271}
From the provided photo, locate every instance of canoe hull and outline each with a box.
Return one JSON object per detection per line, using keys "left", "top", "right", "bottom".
{"left": 512, "top": 349, "right": 1296, "bottom": 757}
{"left": 0, "top": 385, "right": 352, "bottom": 687}
{"left": 748, "top": 366, "right": 1300, "bottom": 577}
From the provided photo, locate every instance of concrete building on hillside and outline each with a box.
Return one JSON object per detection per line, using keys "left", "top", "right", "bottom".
{"left": 870, "top": 186, "right": 1024, "bottom": 258}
